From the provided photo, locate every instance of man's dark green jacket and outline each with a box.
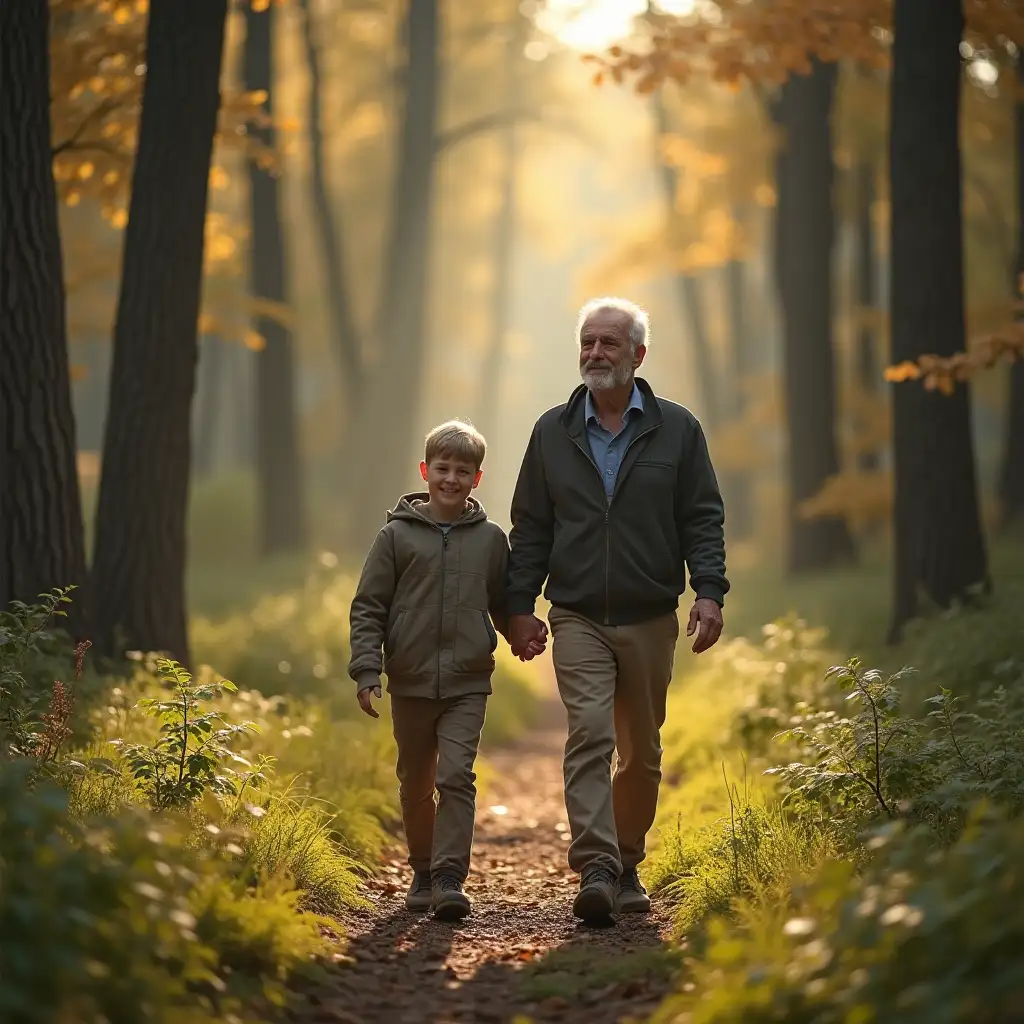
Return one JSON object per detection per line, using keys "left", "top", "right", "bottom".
{"left": 507, "top": 377, "right": 729, "bottom": 626}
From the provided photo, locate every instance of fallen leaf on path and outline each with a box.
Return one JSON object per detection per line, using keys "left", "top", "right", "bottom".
{"left": 539, "top": 996, "right": 571, "bottom": 1012}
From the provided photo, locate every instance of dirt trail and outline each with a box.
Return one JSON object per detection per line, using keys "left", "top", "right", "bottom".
{"left": 293, "top": 674, "right": 680, "bottom": 1024}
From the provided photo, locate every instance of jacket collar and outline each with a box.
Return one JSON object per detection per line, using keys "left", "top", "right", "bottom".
{"left": 562, "top": 376, "right": 662, "bottom": 440}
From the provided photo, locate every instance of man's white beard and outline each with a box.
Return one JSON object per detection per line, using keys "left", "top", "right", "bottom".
{"left": 582, "top": 360, "right": 632, "bottom": 391}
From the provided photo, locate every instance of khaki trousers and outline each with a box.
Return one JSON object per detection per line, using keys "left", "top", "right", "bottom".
{"left": 549, "top": 606, "right": 679, "bottom": 877}
{"left": 390, "top": 693, "right": 487, "bottom": 881}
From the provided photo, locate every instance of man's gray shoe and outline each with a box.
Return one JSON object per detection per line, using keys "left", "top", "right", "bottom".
{"left": 572, "top": 867, "right": 617, "bottom": 923}
{"left": 616, "top": 868, "right": 652, "bottom": 914}
{"left": 432, "top": 874, "right": 472, "bottom": 921}
{"left": 405, "top": 869, "right": 433, "bottom": 912}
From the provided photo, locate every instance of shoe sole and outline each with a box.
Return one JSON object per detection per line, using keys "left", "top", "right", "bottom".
{"left": 432, "top": 898, "right": 471, "bottom": 922}
{"left": 405, "top": 895, "right": 433, "bottom": 912}
{"left": 573, "top": 888, "right": 615, "bottom": 923}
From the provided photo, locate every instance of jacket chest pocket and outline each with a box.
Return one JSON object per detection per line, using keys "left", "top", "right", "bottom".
{"left": 629, "top": 459, "right": 676, "bottom": 499}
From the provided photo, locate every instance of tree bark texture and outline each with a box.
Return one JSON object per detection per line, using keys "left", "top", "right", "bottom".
{"left": 90, "top": 0, "right": 228, "bottom": 663}
{"left": 772, "top": 59, "right": 856, "bottom": 572}
{"left": 889, "top": 0, "right": 988, "bottom": 640}
{"left": 244, "top": 0, "right": 308, "bottom": 557}
{"left": 0, "top": 0, "right": 89, "bottom": 633}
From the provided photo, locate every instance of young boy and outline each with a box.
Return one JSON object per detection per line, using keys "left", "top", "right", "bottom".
{"left": 348, "top": 420, "right": 544, "bottom": 921}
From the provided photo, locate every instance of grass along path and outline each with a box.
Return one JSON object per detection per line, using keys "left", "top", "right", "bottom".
{"left": 292, "top": 679, "right": 680, "bottom": 1024}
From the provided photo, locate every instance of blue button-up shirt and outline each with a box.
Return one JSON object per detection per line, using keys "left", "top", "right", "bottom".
{"left": 585, "top": 385, "right": 645, "bottom": 500}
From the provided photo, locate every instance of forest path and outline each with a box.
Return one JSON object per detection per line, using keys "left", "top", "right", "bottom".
{"left": 292, "top": 667, "right": 681, "bottom": 1024}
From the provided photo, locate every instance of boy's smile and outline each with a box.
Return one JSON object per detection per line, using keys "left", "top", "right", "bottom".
{"left": 419, "top": 456, "right": 482, "bottom": 521}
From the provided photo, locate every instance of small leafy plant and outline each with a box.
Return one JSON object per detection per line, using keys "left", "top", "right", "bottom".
{"left": 0, "top": 587, "right": 77, "bottom": 761}
{"left": 115, "top": 659, "right": 271, "bottom": 809}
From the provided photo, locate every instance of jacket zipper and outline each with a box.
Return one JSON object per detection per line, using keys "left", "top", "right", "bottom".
{"left": 568, "top": 423, "right": 659, "bottom": 625}
{"left": 437, "top": 527, "right": 448, "bottom": 699}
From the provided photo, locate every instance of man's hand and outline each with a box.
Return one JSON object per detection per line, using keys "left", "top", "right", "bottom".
{"left": 686, "top": 598, "right": 723, "bottom": 654}
{"left": 357, "top": 683, "right": 382, "bottom": 718}
{"left": 509, "top": 613, "right": 548, "bottom": 661}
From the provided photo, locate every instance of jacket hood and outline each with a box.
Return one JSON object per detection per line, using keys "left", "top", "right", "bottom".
{"left": 386, "top": 492, "right": 488, "bottom": 527}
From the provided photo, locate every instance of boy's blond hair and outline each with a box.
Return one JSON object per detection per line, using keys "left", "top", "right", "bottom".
{"left": 424, "top": 420, "right": 487, "bottom": 470}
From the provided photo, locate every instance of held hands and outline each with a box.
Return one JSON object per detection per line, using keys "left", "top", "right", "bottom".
{"left": 357, "top": 683, "right": 382, "bottom": 718}
{"left": 686, "top": 597, "right": 724, "bottom": 654}
{"left": 509, "top": 613, "right": 548, "bottom": 662}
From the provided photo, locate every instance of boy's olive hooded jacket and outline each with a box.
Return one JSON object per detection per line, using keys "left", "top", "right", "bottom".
{"left": 348, "top": 493, "right": 510, "bottom": 700}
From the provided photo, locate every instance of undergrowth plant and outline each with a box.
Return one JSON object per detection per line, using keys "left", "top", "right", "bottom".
{"left": 114, "top": 659, "right": 272, "bottom": 810}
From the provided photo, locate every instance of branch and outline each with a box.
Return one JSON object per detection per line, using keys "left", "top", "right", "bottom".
{"left": 435, "top": 107, "right": 600, "bottom": 155}
{"left": 52, "top": 98, "right": 121, "bottom": 158}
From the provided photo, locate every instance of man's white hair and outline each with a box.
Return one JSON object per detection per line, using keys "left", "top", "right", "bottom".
{"left": 575, "top": 296, "right": 650, "bottom": 352}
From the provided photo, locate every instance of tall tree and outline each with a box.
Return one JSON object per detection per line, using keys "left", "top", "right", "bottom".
{"left": 888, "top": 0, "right": 988, "bottom": 640}
{"left": 297, "top": 0, "right": 363, "bottom": 413}
{"left": 476, "top": 9, "right": 528, "bottom": 446}
{"left": 853, "top": 158, "right": 881, "bottom": 472}
{"left": 1000, "top": 57, "right": 1024, "bottom": 527}
{"left": 353, "top": 0, "right": 440, "bottom": 546}
{"left": 772, "top": 59, "right": 856, "bottom": 572}
{"left": 91, "top": 0, "right": 228, "bottom": 663}
{"left": 723, "top": 232, "right": 755, "bottom": 539}
{"left": 652, "top": 92, "right": 721, "bottom": 433}
{"left": 244, "top": 0, "right": 307, "bottom": 556}
{"left": 0, "top": 0, "right": 88, "bottom": 630}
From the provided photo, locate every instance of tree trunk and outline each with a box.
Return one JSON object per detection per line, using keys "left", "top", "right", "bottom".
{"left": 352, "top": 0, "right": 440, "bottom": 547}
{"left": 0, "top": 0, "right": 88, "bottom": 632}
{"left": 476, "top": 13, "right": 526, "bottom": 446}
{"left": 772, "top": 59, "right": 856, "bottom": 572}
{"left": 999, "top": 58, "right": 1024, "bottom": 527}
{"left": 722, "top": 247, "right": 754, "bottom": 539}
{"left": 90, "top": 0, "right": 228, "bottom": 664}
{"left": 193, "top": 335, "right": 224, "bottom": 480}
{"left": 245, "top": 0, "right": 308, "bottom": 557}
{"left": 297, "top": 0, "right": 363, "bottom": 409}
{"left": 889, "top": 0, "right": 988, "bottom": 641}
{"left": 854, "top": 159, "right": 881, "bottom": 472}
{"left": 652, "top": 91, "right": 721, "bottom": 431}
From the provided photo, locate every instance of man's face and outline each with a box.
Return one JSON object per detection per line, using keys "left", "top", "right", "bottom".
{"left": 579, "top": 309, "right": 646, "bottom": 391}
{"left": 419, "top": 455, "right": 481, "bottom": 517}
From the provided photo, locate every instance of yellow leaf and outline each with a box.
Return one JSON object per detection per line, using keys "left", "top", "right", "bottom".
{"left": 110, "top": 208, "right": 128, "bottom": 229}
{"left": 244, "top": 329, "right": 266, "bottom": 351}
{"left": 251, "top": 0, "right": 270, "bottom": 9}
{"left": 77, "top": 161, "right": 95, "bottom": 181}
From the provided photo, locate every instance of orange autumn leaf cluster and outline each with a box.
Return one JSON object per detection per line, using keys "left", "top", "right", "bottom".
{"left": 884, "top": 320, "right": 1024, "bottom": 395}
{"left": 50, "top": 0, "right": 284, "bottom": 223}
{"left": 588, "top": 0, "right": 1024, "bottom": 92}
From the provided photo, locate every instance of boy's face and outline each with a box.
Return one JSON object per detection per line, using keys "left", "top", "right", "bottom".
{"left": 419, "top": 455, "right": 482, "bottom": 517}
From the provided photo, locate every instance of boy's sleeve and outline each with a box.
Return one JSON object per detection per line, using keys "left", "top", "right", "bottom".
{"left": 488, "top": 528, "right": 511, "bottom": 641}
{"left": 348, "top": 528, "right": 398, "bottom": 691}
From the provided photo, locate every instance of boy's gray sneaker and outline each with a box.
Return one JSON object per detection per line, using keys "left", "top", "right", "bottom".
{"left": 405, "top": 870, "right": 433, "bottom": 912}
{"left": 572, "top": 866, "right": 617, "bottom": 923}
{"left": 616, "top": 867, "right": 652, "bottom": 914}
{"left": 432, "top": 874, "right": 472, "bottom": 921}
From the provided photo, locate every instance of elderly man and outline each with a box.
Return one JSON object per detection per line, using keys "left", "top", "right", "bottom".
{"left": 506, "top": 296, "right": 729, "bottom": 924}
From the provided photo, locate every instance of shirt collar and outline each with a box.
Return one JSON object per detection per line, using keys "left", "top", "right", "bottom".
{"left": 585, "top": 383, "right": 644, "bottom": 425}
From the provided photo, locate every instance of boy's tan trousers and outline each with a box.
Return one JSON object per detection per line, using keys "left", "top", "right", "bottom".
{"left": 390, "top": 693, "right": 487, "bottom": 881}
{"left": 548, "top": 605, "right": 679, "bottom": 877}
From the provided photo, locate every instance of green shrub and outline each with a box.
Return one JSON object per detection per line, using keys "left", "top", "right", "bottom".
{"left": 0, "top": 760, "right": 223, "bottom": 1024}
{"left": 653, "top": 810, "right": 1024, "bottom": 1024}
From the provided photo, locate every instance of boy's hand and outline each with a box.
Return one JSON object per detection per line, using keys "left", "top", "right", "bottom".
{"left": 519, "top": 638, "right": 547, "bottom": 661}
{"left": 357, "top": 684, "right": 382, "bottom": 718}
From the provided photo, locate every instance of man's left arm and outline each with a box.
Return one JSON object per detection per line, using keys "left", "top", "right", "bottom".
{"left": 676, "top": 420, "right": 730, "bottom": 652}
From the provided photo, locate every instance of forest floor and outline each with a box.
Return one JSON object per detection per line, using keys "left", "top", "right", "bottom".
{"left": 291, "top": 668, "right": 681, "bottom": 1024}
